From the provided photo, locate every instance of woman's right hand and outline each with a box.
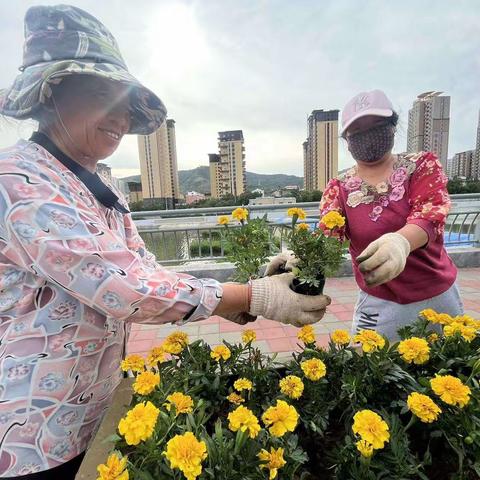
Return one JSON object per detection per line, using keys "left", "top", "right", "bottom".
{"left": 249, "top": 273, "right": 330, "bottom": 327}
{"left": 264, "top": 251, "right": 299, "bottom": 276}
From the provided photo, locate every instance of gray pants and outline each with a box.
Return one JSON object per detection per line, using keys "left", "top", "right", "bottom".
{"left": 352, "top": 283, "right": 464, "bottom": 341}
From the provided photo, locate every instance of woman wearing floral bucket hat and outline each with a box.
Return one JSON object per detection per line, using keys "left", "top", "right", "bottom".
{"left": 268, "top": 90, "right": 463, "bottom": 341}
{"left": 0, "top": 5, "right": 330, "bottom": 479}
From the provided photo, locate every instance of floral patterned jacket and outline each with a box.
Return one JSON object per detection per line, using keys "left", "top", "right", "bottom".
{"left": 0, "top": 139, "right": 222, "bottom": 476}
{"left": 320, "top": 152, "right": 457, "bottom": 304}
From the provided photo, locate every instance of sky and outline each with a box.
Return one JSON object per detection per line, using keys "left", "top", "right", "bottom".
{"left": 0, "top": 0, "right": 479, "bottom": 178}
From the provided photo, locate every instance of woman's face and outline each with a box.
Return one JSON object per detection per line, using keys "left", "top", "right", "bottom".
{"left": 48, "top": 76, "right": 131, "bottom": 161}
{"left": 345, "top": 115, "right": 395, "bottom": 165}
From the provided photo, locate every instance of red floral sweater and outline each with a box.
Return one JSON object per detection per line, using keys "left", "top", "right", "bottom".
{"left": 320, "top": 152, "right": 457, "bottom": 304}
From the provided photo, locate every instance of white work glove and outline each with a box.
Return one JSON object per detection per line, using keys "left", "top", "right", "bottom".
{"left": 249, "top": 273, "right": 330, "bottom": 327}
{"left": 264, "top": 251, "right": 299, "bottom": 276}
{"left": 357, "top": 233, "right": 411, "bottom": 287}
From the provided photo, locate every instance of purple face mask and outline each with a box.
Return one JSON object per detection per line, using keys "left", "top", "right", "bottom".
{"left": 347, "top": 123, "right": 395, "bottom": 163}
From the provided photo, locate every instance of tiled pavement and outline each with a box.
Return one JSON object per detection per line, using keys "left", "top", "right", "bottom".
{"left": 127, "top": 268, "right": 480, "bottom": 359}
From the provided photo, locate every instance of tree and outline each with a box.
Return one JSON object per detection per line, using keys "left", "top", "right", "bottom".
{"left": 291, "top": 190, "right": 323, "bottom": 203}
{"left": 447, "top": 179, "right": 480, "bottom": 194}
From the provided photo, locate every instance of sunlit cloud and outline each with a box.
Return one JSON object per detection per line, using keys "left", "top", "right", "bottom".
{"left": 1, "top": 0, "right": 479, "bottom": 179}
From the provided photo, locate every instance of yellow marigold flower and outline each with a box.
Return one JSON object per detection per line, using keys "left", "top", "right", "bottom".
{"left": 421, "top": 309, "right": 452, "bottom": 325}
{"left": 353, "top": 330, "right": 385, "bottom": 353}
{"left": 444, "top": 322, "right": 477, "bottom": 342}
{"left": 227, "top": 405, "right": 261, "bottom": 439}
{"left": 262, "top": 400, "right": 299, "bottom": 437}
{"left": 356, "top": 440, "right": 374, "bottom": 458}
{"left": 227, "top": 393, "right": 245, "bottom": 405}
{"left": 242, "top": 329, "right": 257, "bottom": 343}
{"left": 287, "top": 207, "right": 307, "bottom": 220}
{"left": 352, "top": 410, "right": 390, "bottom": 450}
{"left": 165, "top": 392, "right": 194, "bottom": 416}
{"left": 210, "top": 345, "right": 231, "bottom": 362}
{"left": 118, "top": 401, "right": 159, "bottom": 446}
{"left": 300, "top": 358, "right": 327, "bottom": 381}
{"left": 163, "top": 432, "right": 207, "bottom": 480}
{"left": 407, "top": 392, "right": 442, "bottom": 423}
{"left": 321, "top": 211, "right": 346, "bottom": 229}
{"left": 163, "top": 331, "right": 189, "bottom": 355}
{"left": 97, "top": 452, "right": 129, "bottom": 480}
{"left": 430, "top": 375, "right": 471, "bottom": 408}
{"left": 232, "top": 207, "right": 248, "bottom": 222}
{"left": 120, "top": 354, "right": 145, "bottom": 373}
{"left": 234, "top": 378, "right": 253, "bottom": 392}
{"left": 459, "top": 325, "right": 477, "bottom": 342}
{"left": 218, "top": 215, "right": 230, "bottom": 225}
{"left": 296, "top": 223, "right": 309, "bottom": 231}
{"left": 453, "top": 314, "right": 479, "bottom": 328}
{"left": 331, "top": 329, "right": 351, "bottom": 346}
{"left": 419, "top": 308, "right": 439, "bottom": 323}
{"left": 146, "top": 346, "right": 166, "bottom": 367}
{"left": 258, "top": 447, "right": 286, "bottom": 480}
{"left": 133, "top": 371, "right": 160, "bottom": 395}
{"left": 437, "top": 313, "right": 454, "bottom": 325}
{"left": 298, "top": 325, "right": 316, "bottom": 344}
{"left": 279, "top": 375, "right": 304, "bottom": 399}
{"left": 397, "top": 337, "right": 430, "bottom": 365}
{"left": 427, "top": 333, "right": 439, "bottom": 344}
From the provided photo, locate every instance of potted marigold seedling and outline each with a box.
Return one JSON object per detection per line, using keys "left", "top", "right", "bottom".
{"left": 286, "top": 207, "right": 348, "bottom": 295}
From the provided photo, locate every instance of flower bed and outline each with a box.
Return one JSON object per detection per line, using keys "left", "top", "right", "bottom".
{"left": 94, "top": 310, "right": 480, "bottom": 480}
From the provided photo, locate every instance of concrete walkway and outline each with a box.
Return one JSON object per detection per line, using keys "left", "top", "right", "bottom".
{"left": 127, "top": 268, "right": 480, "bottom": 358}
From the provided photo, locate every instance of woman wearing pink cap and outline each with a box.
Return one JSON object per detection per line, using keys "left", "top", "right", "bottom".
{"left": 270, "top": 90, "right": 462, "bottom": 340}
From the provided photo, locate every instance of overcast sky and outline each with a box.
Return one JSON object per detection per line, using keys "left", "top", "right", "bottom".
{"left": 1, "top": 0, "right": 479, "bottom": 178}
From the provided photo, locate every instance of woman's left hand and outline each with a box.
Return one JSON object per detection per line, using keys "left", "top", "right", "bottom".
{"left": 357, "top": 233, "right": 411, "bottom": 287}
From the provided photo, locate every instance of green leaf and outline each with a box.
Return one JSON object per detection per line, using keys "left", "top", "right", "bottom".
{"left": 101, "top": 433, "right": 121, "bottom": 444}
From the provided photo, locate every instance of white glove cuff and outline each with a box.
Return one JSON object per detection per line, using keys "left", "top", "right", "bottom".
{"left": 248, "top": 279, "right": 268, "bottom": 317}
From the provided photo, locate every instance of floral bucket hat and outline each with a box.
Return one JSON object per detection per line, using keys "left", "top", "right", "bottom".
{"left": 0, "top": 4, "right": 166, "bottom": 135}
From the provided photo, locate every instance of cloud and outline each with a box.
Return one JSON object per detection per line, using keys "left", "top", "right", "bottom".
{"left": 1, "top": 0, "right": 479, "bottom": 178}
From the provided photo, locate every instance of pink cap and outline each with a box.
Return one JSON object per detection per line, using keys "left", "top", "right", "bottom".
{"left": 340, "top": 89, "right": 394, "bottom": 135}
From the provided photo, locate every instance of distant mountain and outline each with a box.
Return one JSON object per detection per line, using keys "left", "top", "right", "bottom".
{"left": 246, "top": 171, "right": 303, "bottom": 192}
{"left": 179, "top": 166, "right": 210, "bottom": 194}
{"left": 121, "top": 168, "right": 303, "bottom": 194}
{"left": 121, "top": 174, "right": 141, "bottom": 183}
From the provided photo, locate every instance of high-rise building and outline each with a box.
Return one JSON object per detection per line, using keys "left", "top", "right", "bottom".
{"left": 475, "top": 109, "right": 480, "bottom": 179}
{"left": 446, "top": 157, "right": 455, "bottom": 179}
{"left": 127, "top": 181, "right": 143, "bottom": 204}
{"left": 450, "top": 150, "right": 476, "bottom": 179}
{"left": 166, "top": 119, "right": 180, "bottom": 200}
{"left": 303, "top": 109, "right": 339, "bottom": 191}
{"left": 209, "top": 130, "right": 246, "bottom": 199}
{"left": 407, "top": 91, "right": 450, "bottom": 168}
{"left": 302, "top": 141, "right": 311, "bottom": 190}
{"left": 137, "top": 118, "right": 180, "bottom": 209}
{"left": 96, "top": 162, "right": 112, "bottom": 183}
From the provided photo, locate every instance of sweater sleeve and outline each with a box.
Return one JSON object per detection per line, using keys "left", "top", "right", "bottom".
{"left": 406, "top": 152, "right": 451, "bottom": 243}
{"left": 1, "top": 171, "right": 222, "bottom": 325}
{"left": 319, "top": 178, "right": 346, "bottom": 238}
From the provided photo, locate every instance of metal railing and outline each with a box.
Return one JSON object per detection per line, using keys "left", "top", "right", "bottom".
{"left": 137, "top": 213, "right": 480, "bottom": 266}
{"left": 131, "top": 201, "right": 318, "bottom": 220}
{"left": 444, "top": 211, "right": 480, "bottom": 246}
{"left": 139, "top": 223, "right": 288, "bottom": 266}
{"left": 133, "top": 194, "right": 480, "bottom": 264}
{"left": 131, "top": 194, "right": 480, "bottom": 220}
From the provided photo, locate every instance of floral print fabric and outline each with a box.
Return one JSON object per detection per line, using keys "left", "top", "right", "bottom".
{"left": 323, "top": 152, "right": 450, "bottom": 236}
{"left": 0, "top": 139, "right": 222, "bottom": 476}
